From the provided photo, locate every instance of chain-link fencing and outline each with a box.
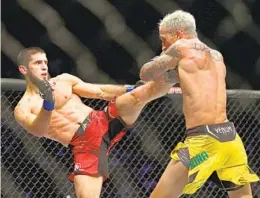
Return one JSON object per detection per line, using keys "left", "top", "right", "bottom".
{"left": 1, "top": 80, "right": 260, "bottom": 198}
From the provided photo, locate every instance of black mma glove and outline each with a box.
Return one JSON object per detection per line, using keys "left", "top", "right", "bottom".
{"left": 36, "top": 80, "right": 55, "bottom": 111}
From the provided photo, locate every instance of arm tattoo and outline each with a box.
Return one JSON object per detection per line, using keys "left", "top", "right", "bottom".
{"left": 166, "top": 44, "right": 183, "bottom": 60}
{"left": 163, "top": 69, "right": 178, "bottom": 83}
{"left": 140, "top": 44, "right": 182, "bottom": 81}
{"left": 140, "top": 57, "right": 172, "bottom": 81}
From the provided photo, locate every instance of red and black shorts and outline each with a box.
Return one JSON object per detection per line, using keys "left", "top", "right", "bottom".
{"left": 68, "top": 100, "right": 131, "bottom": 181}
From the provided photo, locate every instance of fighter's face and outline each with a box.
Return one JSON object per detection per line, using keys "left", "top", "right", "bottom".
{"left": 26, "top": 53, "right": 49, "bottom": 81}
{"left": 159, "top": 25, "right": 181, "bottom": 52}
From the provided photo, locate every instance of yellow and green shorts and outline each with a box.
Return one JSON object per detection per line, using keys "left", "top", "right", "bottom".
{"left": 171, "top": 122, "right": 259, "bottom": 194}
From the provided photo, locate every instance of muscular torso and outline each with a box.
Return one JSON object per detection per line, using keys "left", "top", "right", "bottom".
{"left": 24, "top": 77, "right": 93, "bottom": 146}
{"left": 177, "top": 39, "right": 227, "bottom": 129}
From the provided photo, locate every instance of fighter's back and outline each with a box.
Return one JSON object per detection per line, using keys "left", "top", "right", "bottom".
{"left": 178, "top": 38, "right": 227, "bottom": 129}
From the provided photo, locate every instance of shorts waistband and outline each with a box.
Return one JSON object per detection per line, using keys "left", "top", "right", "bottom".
{"left": 70, "top": 114, "right": 92, "bottom": 145}
{"left": 186, "top": 122, "right": 236, "bottom": 136}
{"left": 76, "top": 115, "right": 92, "bottom": 135}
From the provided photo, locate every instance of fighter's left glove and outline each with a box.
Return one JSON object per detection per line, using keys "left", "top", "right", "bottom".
{"left": 37, "top": 80, "right": 55, "bottom": 111}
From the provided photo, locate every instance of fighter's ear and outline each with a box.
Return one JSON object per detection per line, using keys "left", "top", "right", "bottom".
{"left": 175, "top": 30, "right": 184, "bottom": 39}
{"left": 18, "top": 65, "right": 27, "bottom": 75}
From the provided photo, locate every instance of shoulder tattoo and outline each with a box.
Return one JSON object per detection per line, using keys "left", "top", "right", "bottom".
{"left": 166, "top": 44, "right": 183, "bottom": 59}
{"left": 194, "top": 43, "right": 222, "bottom": 61}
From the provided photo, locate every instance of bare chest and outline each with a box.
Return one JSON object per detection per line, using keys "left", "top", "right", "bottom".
{"left": 31, "top": 81, "right": 73, "bottom": 114}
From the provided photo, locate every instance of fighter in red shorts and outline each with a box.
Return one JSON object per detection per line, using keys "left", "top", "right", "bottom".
{"left": 14, "top": 47, "right": 174, "bottom": 198}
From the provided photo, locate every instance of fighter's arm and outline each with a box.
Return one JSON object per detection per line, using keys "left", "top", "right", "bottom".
{"left": 14, "top": 79, "right": 55, "bottom": 137}
{"left": 140, "top": 42, "right": 183, "bottom": 81}
{"left": 61, "top": 73, "right": 133, "bottom": 101}
{"left": 14, "top": 103, "right": 52, "bottom": 137}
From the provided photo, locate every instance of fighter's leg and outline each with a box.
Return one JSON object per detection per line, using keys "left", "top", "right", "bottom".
{"left": 150, "top": 159, "right": 188, "bottom": 198}
{"left": 74, "top": 174, "right": 103, "bottom": 198}
{"left": 228, "top": 184, "right": 253, "bottom": 198}
{"left": 217, "top": 134, "right": 258, "bottom": 198}
{"left": 115, "top": 79, "right": 173, "bottom": 126}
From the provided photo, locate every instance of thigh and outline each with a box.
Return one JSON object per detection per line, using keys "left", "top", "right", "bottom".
{"left": 228, "top": 183, "right": 253, "bottom": 198}
{"left": 74, "top": 174, "right": 103, "bottom": 198}
{"left": 69, "top": 112, "right": 110, "bottom": 182}
{"left": 115, "top": 81, "right": 172, "bottom": 126}
{"left": 223, "top": 134, "right": 249, "bottom": 166}
{"left": 175, "top": 136, "right": 222, "bottom": 194}
{"left": 217, "top": 135, "right": 259, "bottom": 188}
{"left": 150, "top": 159, "right": 188, "bottom": 198}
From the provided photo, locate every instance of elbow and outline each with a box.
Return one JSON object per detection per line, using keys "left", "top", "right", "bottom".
{"left": 140, "top": 64, "right": 153, "bottom": 81}
{"left": 29, "top": 129, "right": 45, "bottom": 137}
{"left": 33, "top": 133, "right": 44, "bottom": 138}
{"left": 16, "top": 122, "right": 45, "bottom": 138}
{"left": 28, "top": 126, "right": 47, "bottom": 137}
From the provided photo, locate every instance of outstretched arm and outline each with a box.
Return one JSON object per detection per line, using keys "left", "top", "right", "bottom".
{"left": 61, "top": 73, "right": 133, "bottom": 101}
{"left": 140, "top": 43, "right": 183, "bottom": 81}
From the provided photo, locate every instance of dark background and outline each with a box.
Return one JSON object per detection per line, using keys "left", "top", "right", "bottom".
{"left": 2, "top": 0, "right": 260, "bottom": 89}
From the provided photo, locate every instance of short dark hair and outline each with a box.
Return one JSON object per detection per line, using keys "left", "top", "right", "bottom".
{"left": 17, "top": 47, "right": 45, "bottom": 66}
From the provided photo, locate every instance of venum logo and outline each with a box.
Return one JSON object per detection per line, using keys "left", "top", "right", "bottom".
{"left": 168, "top": 87, "right": 182, "bottom": 94}
{"left": 214, "top": 126, "right": 233, "bottom": 135}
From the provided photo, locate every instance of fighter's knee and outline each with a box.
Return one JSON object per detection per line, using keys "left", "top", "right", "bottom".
{"left": 128, "top": 91, "right": 145, "bottom": 107}
{"left": 133, "top": 82, "right": 159, "bottom": 103}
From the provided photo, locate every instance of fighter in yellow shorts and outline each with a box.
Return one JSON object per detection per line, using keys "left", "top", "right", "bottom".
{"left": 139, "top": 10, "right": 259, "bottom": 198}
{"left": 171, "top": 123, "right": 258, "bottom": 194}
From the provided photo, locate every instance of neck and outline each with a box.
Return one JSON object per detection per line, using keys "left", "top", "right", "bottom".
{"left": 25, "top": 80, "right": 39, "bottom": 95}
{"left": 183, "top": 33, "right": 197, "bottom": 39}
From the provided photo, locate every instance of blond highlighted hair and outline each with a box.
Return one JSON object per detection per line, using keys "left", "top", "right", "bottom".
{"left": 159, "top": 10, "right": 197, "bottom": 36}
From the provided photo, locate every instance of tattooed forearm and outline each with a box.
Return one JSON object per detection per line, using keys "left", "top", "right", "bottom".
{"left": 140, "top": 44, "right": 182, "bottom": 81}
{"left": 163, "top": 69, "right": 178, "bottom": 83}
{"left": 140, "top": 57, "right": 172, "bottom": 81}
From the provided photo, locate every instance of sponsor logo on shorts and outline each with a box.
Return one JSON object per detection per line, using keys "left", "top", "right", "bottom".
{"left": 81, "top": 123, "right": 88, "bottom": 131}
{"left": 214, "top": 126, "right": 233, "bottom": 135}
{"left": 188, "top": 151, "right": 209, "bottom": 170}
{"left": 168, "top": 87, "right": 182, "bottom": 94}
{"left": 74, "top": 163, "right": 81, "bottom": 172}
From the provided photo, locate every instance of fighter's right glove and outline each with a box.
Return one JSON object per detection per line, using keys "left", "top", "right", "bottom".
{"left": 36, "top": 80, "right": 55, "bottom": 111}
{"left": 125, "top": 80, "right": 146, "bottom": 92}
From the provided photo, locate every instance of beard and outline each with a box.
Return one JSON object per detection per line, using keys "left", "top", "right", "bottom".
{"left": 27, "top": 71, "right": 50, "bottom": 84}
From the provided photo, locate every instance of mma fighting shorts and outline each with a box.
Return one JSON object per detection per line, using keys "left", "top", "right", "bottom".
{"left": 171, "top": 122, "right": 259, "bottom": 194}
{"left": 68, "top": 100, "right": 133, "bottom": 181}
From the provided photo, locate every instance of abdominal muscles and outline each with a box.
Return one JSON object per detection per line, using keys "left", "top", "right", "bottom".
{"left": 46, "top": 95, "right": 94, "bottom": 146}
